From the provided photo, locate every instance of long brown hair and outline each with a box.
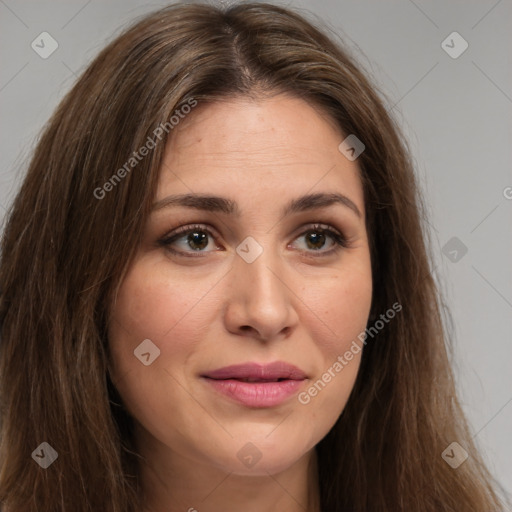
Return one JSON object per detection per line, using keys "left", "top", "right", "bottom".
{"left": 0, "top": 2, "right": 507, "bottom": 511}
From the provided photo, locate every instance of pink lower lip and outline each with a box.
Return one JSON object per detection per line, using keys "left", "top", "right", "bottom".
{"left": 203, "top": 377, "right": 304, "bottom": 408}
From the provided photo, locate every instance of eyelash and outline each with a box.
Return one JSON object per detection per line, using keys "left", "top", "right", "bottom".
{"left": 158, "top": 223, "right": 350, "bottom": 258}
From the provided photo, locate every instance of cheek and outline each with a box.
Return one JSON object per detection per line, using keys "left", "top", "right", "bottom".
{"left": 107, "top": 261, "right": 220, "bottom": 443}
{"left": 295, "top": 255, "right": 371, "bottom": 417}
{"left": 107, "top": 261, "right": 215, "bottom": 411}
{"left": 302, "top": 254, "right": 373, "bottom": 354}
{"left": 110, "top": 259, "right": 215, "bottom": 355}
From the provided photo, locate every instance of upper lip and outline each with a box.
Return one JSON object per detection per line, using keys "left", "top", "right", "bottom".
{"left": 201, "top": 361, "right": 307, "bottom": 381}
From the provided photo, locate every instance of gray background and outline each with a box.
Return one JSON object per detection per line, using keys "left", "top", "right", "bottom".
{"left": 1, "top": 0, "right": 511, "bottom": 498}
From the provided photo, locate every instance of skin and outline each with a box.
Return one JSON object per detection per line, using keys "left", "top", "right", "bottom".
{"left": 109, "top": 93, "right": 373, "bottom": 512}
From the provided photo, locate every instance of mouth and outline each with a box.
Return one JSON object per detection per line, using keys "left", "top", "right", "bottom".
{"left": 217, "top": 377, "right": 290, "bottom": 382}
{"left": 201, "top": 361, "right": 307, "bottom": 381}
{"left": 200, "top": 362, "right": 307, "bottom": 408}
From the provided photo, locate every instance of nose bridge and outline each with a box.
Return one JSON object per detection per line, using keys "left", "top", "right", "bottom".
{"left": 226, "top": 234, "right": 296, "bottom": 339}
{"left": 237, "top": 234, "right": 287, "bottom": 305}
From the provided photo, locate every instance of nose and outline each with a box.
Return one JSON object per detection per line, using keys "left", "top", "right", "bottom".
{"left": 223, "top": 243, "right": 299, "bottom": 342}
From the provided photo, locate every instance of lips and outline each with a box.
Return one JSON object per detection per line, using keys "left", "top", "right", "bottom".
{"left": 201, "top": 361, "right": 307, "bottom": 381}
{"left": 201, "top": 362, "right": 307, "bottom": 408}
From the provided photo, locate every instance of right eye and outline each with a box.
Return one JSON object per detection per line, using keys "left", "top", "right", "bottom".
{"left": 158, "top": 224, "right": 223, "bottom": 257}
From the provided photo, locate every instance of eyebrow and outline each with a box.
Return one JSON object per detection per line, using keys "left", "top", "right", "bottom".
{"left": 151, "top": 192, "right": 362, "bottom": 218}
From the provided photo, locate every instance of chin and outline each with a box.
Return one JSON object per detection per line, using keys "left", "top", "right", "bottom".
{"left": 206, "top": 433, "right": 315, "bottom": 477}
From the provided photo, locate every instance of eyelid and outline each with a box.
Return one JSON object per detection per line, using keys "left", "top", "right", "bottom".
{"left": 290, "top": 223, "right": 348, "bottom": 246}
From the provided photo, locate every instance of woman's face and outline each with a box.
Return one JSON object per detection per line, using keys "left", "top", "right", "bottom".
{"left": 109, "top": 94, "right": 372, "bottom": 476}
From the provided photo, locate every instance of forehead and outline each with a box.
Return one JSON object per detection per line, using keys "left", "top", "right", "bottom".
{"left": 156, "top": 94, "right": 364, "bottom": 214}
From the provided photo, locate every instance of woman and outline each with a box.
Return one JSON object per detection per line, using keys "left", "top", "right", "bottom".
{"left": 0, "top": 2, "right": 507, "bottom": 511}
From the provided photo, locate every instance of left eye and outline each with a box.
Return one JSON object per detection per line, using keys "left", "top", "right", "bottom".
{"left": 291, "top": 224, "right": 347, "bottom": 254}
{"left": 159, "top": 223, "right": 347, "bottom": 257}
